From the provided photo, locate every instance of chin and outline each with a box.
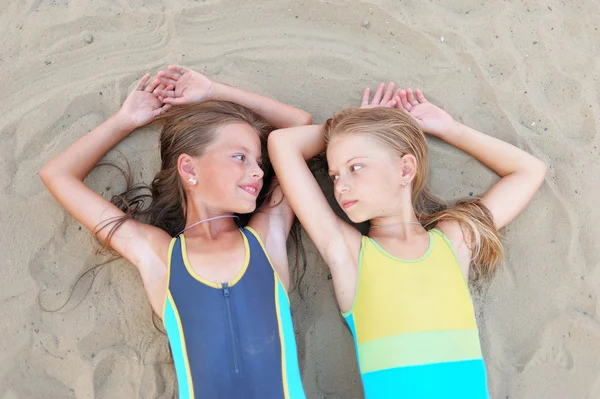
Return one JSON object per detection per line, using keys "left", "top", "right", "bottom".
{"left": 344, "top": 209, "right": 369, "bottom": 224}
{"left": 236, "top": 201, "right": 257, "bottom": 214}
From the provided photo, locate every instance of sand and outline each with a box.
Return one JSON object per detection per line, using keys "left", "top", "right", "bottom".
{"left": 1, "top": 0, "right": 599, "bottom": 398}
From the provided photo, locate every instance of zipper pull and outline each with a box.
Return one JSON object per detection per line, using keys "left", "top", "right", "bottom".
{"left": 223, "top": 283, "right": 230, "bottom": 297}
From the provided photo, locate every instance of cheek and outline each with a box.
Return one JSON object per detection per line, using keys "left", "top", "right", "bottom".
{"left": 200, "top": 162, "right": 242, "bottom": 194}
{"left": 357, "top": 170, "right": 401, "bottom": 201}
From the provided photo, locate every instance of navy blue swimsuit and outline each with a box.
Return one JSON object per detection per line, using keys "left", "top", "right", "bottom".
{"left": 162, "top": 227, "right": 306, "bottom": 398}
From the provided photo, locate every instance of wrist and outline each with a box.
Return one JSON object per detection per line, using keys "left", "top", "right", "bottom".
{"left": 439, "top": 120, "right": 464, "bottom": 141}
{"left": 112, "top": 111, "right": 140, "bottom": 133}
{"left": 207, "top": 81, "right": 228, "bottom": 101}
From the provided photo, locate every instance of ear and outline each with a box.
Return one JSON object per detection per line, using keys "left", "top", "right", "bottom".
{"left": 399, "top": 154, "right": 418, "bottom": 183}
{"left": 178, "top": 153, "right": 197, "bottom": 177}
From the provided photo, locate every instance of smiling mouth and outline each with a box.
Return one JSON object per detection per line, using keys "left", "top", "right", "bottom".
{"left": 240, "top": 186, "right": 258, "bottom": 197}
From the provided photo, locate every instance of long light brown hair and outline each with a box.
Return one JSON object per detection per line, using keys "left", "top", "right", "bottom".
{"left": 323, "top": 107, "right": 503, "bottom": 281}
{"left": 102, "top": 101, "right": 305, "bottom": 289}
{"left": 45, "top": 102, "right": 306, "bottom": 319}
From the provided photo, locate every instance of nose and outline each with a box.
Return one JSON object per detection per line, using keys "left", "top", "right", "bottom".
{"left": 334, "top": 176, "right": 350, "bottom": 195}
{"left": 250, "top": 161, "right": 264, "bottom": 180}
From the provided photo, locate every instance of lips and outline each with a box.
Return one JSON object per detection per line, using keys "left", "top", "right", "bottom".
{"left": 240, "top": 184, "right": 259, "bottom": 197}
{"left": 342, "top": 200, "right": 358, "bottom": 209}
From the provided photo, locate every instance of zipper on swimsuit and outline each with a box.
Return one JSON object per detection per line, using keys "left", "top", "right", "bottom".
{"left": 222, "top": 283, "right": 240, "bottom": 373}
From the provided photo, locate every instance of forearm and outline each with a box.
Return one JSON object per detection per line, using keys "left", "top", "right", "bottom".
{"left": 441, "top": 122, "right": 545, "bottom": 177}
{"left": 40, "top": 113, "right": 136, "bottom": 182}
{"left": 209, "top": 83, "right": 312, "bottom": 129}
{"left": 268, "top": 125, "right": 325, "bottom": 161}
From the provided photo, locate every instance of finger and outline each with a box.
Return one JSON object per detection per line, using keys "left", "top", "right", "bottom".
{"left": 155, "top": 89, "right": 176, "bottom": 98}
{"left": 155, "top": 76, "right": 178, "bottom": 87}
{"left": 399, "top": 89, "right": 412, "bottom": 111}
{"left": 146, "top": 77, "right": 162, "bottom": 93}
{"left": 153, "top": 82, "right": 166, "bottom": 94}
{"left": 407, "top": 88, "right": 419, "bottom": 106}
{"left": 162, "top": 83, "right": 175, "bottom": 97}
{"left": 394, "top": 96, "right": 408, "bottom": 113}
{"left": 371, "top": 83, "right": 385, "bottom": 104}
{"left": 162, "top": 97, "right": 187, "bottom": 105}
{"left": 158, "top": 70, "right": 181, "bottom": 81}
{"left": 153, "top": 103, "right": 172, "bottom": 117}
{"left": 135, "top": 74, "right": 151, "bottom": 91}
{"left": 168, "top": 64, "right": 187, "bottom": 75}
{"left": 361, "top": 88, "right": 371, "bottom": 107}
{"left": 155, "top": 89, "right": 164, "bottom": 101}
{"left": 155, "top": 84, "right": 175, "bottom": 102}
{"left": 153, "top": 82, "right": 166, "bottom": 101}
{"left": 415, "top": 88, "right": 428, "bottom": 103}
{"left": 384, "top": 98, "right": 397, "bottom": 108}
{"left": 381, "top": 82, "right": 395, "bottom": 104}
{"left": 145, "top": 78, "right": 161, "bottom": 93}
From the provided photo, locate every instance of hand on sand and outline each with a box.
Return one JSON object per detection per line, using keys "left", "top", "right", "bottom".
{"left": 360, "top": 82, "right": 399, "bottom": 109}
{"left": 117, "top": 74, "right": 172, "bottom": 129}
{"left": 396, "top": 88, "right": 458, "bottom": 138}
{"left": 153, "top": 65, "right": 214, "bottom": 105}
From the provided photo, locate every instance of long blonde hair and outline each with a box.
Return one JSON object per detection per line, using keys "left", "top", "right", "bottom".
{"left": 323, "top": 107, "right": 503, "bottom": 281}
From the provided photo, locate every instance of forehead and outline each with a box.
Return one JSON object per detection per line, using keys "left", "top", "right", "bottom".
{"left": 210, "top": 122, "right": 262, "bottom": 153}
{"left": 326, "top": 133, "right": 391, "bottom": 166}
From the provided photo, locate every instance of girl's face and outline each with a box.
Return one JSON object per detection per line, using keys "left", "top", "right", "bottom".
{"left": 191, "top": 122, "right": 264, "bottom": 214}
{"left": 326, "top": 133, "right": 410, "bottom": 223}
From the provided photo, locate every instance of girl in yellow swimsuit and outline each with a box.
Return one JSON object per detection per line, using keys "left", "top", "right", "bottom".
{"left": 268, "top": 82, "right": 546, "bottom": 398}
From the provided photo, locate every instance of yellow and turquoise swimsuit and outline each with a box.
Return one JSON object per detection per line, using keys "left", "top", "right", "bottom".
{"left": 343, "top": 229, "right": 489, "bottom": 398}
{"left": 162, "top": 226, "right": 306, "bottom": 399}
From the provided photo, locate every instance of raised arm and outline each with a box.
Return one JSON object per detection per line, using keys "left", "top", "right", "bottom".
{"left": 268, "top": 123, "right": 363, "bottom": 309}
{"left": 155, "top": 65, "right": 312, "bottom": 128}
{"left": 39, "top": 75, "right": 173, "bottom": 309}
{"left": 397, "top": 88, "right": 546, "bottom": 230}
{"left": 395, "top": 88, "right": 546, "bottom": 273}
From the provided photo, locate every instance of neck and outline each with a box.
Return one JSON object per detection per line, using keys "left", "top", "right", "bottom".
{"left": 184, "top": 203, "right": 238, "bottom": 240}
{"left": 368, "top": 210, "right": 424, "bottom": 238}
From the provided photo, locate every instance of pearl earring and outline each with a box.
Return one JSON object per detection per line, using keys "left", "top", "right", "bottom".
{"left": 188, "top": 177, "right": 197, "bottom": 185}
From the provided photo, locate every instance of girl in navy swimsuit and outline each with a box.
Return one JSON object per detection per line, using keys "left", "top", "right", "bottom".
{"left": 40, "top": 65, "right": 311, "bottom": 398}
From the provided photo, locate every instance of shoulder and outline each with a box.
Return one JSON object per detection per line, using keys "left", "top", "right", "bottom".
{"left": 124, "top": 222, "right": 172, "bottom": 316}
{"left": 134, "top": 222, "right": 173, "bottom": 274}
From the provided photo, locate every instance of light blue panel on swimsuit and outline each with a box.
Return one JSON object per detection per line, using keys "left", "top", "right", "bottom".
{"left": 361, "top": 358, "right": 489, "bottom": 399}
{"left": 164, "top": 296, "right": 193, "bottom": 399}
{"left": 276, "top": 280, "right": 306, "bottom": 399}
{"left": 344, "top": 314, "right": 364, "bottom": 375}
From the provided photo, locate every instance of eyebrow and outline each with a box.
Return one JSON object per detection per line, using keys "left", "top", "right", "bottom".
{"left": 328, "top": 157, "right": 365, "bottom": 173}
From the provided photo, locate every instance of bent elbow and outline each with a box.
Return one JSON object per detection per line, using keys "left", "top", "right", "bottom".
{"left": 528, "top": 158, "right": 547, "bottom": 187}
{"left": 298, "top": 112, "right": 313, "bottom": 126}
{"left": 268, "top": 130, "right": 284, "bottom": 154}
{"left": 39, "top": 163, "right": 53, "bottom": 186}
{"left": 535, "top": 159, "right": 547, "bottom": 181}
